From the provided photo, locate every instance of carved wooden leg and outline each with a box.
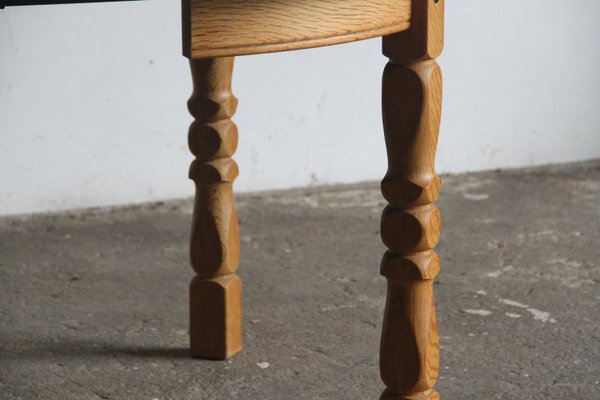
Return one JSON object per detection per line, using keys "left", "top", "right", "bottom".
{"left": 379, "top": 0, "right": 444, "bottom": 399}
{"left": 187, "top": 57, "right": 242, "bottom": 360}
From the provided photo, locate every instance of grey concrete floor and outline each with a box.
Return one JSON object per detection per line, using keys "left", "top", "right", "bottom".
{"left": 1, "top": 161, "right": 599, "bottom": 400}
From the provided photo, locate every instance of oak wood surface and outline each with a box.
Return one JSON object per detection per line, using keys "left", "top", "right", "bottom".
{"left": 188, "top": 57, "right": 242, "bottom": 360}
{"left": 182, "top": 0, "right": 411, "bottom": 59}
{"left": 181, "top": 1, "right": 448, "bottom": 397}
{"left": 379, "top": 0, "right": 444, "bottom": 398}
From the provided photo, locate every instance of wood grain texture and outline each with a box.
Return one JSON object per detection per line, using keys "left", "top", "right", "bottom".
{"left": 379, "top": 1, "right": 444, "bottom": 399}
{"left": 188, "top": 57, "right": 242, "bottom": 360}
{"left": 383, "top": 0, "right": 444, "bottom": 63}
{"left": 182, "top": 0, "right": 411, "bottom": 59}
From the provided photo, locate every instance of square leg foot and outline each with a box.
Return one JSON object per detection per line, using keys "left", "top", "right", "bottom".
{"left": 190, "top": 274, "right": 242, "bottom": 360}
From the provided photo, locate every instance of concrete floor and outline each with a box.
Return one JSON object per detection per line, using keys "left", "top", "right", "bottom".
{"left": 1, "top": 161, "right": 599, "bottom": 400}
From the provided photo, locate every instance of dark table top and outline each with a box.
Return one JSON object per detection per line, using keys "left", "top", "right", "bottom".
{"left": 1, "top": 0, "right": 143, "bottom": 8}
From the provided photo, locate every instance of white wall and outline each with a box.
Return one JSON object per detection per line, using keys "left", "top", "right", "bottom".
{"left": 1, "top": 0, "right": 599, "bottom": 216}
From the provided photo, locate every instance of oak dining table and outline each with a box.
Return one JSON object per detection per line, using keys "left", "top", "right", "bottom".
{"left": 2, "top": 0, "right": 447, "bottom": 398}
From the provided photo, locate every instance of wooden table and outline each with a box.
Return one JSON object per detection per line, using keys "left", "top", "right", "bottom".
{"left": 184, "top": 1, "right": 445, "bottom": 399}
{"left": 4, "top": 1, "right": 446, "bottom": 398}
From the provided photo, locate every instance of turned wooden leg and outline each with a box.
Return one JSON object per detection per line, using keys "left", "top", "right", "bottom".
{"left": 379, "top": 0, "right": 444, "bottom": 399}
{"left": 187, "top": 57, "right": 242, "bottom": 360}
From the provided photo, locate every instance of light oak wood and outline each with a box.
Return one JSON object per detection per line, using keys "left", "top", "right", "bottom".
{"left": 383, "top": 0, "right": 444, "bottom": 63}
{"left": 188, "top": 57, "right": 242, "bottom": 360}
{"left": 379, "top": 0, "right": 444, "bottom": 399}
{"left": 182, "top": 1, "right": 448, "bottom": 397}
{"left": 182, "top": 0, "right": 411, "bottom": 58}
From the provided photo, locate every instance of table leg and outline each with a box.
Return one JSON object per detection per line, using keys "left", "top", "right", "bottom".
{"left": 187, "top": 57, "right": 242, "bottom": 360}
{"left": 379, "top": 0, "right": 444, "bottom": 398}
